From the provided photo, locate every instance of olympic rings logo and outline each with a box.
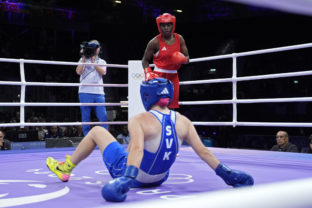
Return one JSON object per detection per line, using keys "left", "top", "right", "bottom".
{"left": 131, "top": 73, "right": 144, "bottom": 80}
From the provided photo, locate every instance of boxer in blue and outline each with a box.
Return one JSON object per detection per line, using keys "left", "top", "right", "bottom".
{"left": 46, "top": 78, "right": 254, "bottom": 202}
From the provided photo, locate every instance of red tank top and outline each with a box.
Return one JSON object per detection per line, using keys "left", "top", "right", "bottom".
{"left": 153, "top": 33, "right": 181, "bottom": 70}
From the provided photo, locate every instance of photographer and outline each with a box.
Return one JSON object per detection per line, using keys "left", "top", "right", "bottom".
{"left": 76, "top": 40, "right": 108, "bottom": 136}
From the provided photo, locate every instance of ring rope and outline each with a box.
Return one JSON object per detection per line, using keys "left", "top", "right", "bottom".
{"left": 0, "top": 102, "right": 125, "bottom": 107}
{"left": 189, "top": 42, "right": 312, "bottom": 63}
{"left": 0, "top": 121, "right": 128, "bottom": 128}
{"left": 192, "top": 121, "right": 312, "bottom": 127}
{"left": 1, "top": 42, "right": 312, "bottom": 128}
{"left": 0, "top": 81, "right": 128, "bottom": 87}
{"left": 179, "top": 97, "right": 312, "bottom": 105}
{"left": 0, "top": 57, "right": 128, "bottom": 68}
{"left": 180, "top": 69, "right": 312, "bottom": 86}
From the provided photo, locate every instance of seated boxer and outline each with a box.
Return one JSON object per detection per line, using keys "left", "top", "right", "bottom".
{"left": 46, "top": 78, "right": 254, "bottom": 202}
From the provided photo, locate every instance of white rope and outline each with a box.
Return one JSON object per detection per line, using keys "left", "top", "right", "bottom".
{"left": 179, "top": 97, "right": 312, "bottom": 105}
{"left": 236, "top": 69, "right": 312, "bottom": 81}
{"left": 236, "top": 122, "right": 312, "bottom": 127}
{"left": 236, "top": 97, "right": 312, "bottom": 103}
{"left": 179, "top": 100, "right": 233, "bottom": 105}
{"left": 180, "top": 77, "right": 232, "bottom": 85}
{"left": 104, "top": 177, "right": 312, "bottom": 208}
{"left": 0, "top": 81, "right": 128, "bottom": 87}
{"left": 1, "top": 96, "right": 309, "bottom": 107}
{"left": 0, "top": 102, "right": 126, "bottom": 107}
{"left": 0, "top": 57, "right": 128, "bottom": 68}
{"left": 192, "top": 122, "right": 235, "bottom": 126}
{"left": 0, "top": 121, "right": 128, "bottom": 128}
{"left": 190, "top": 42, "right": 312, "bottom": 63}
{"left": 180, "top": 69, "right": 312, "bottom": 85}
{"left": 193, "top": 122, "right": 312, "bottom": 127}
{"left": 3, "top": 121, "right": 312, "bottom": 128}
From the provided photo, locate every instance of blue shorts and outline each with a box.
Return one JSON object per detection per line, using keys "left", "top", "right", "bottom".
{"left": 102, "top": 141, "right": 169, "bottom": 188}
{"left": 103, "top": 142, "right": 128, "bottom": 178}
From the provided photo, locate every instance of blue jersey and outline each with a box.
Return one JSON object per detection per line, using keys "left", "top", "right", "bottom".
{"left": 134, "top": 110, "right": 180, "bottom": 187}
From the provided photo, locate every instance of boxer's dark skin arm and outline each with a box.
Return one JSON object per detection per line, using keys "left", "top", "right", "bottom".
{"left": 179, "top": 35, "right": 190, "bottom": 64}
{"left": 142, "top": 37, "right": 159, "bottom": 69}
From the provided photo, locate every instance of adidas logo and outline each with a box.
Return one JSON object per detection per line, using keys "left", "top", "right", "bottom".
{"left": 161, "top": 46, "right": 167, "bottom": 51}
{"left": 160, "top": 88, "right": 169, "bottom": 95}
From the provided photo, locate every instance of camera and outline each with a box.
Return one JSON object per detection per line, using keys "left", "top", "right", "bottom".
{"left": 80, "top": 41, "right": 100, "bottom": 58}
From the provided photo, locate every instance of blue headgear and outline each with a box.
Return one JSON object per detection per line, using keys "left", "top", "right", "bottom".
{"left": 140, "top": 78, "right": 174, "bottom": 111}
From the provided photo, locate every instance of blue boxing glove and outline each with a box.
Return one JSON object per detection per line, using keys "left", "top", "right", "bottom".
{"left": 216, "top": 163, "right": 254, "bottom": 188}
{"left": 101, "top": 165, "right": 138, "bottom": 202}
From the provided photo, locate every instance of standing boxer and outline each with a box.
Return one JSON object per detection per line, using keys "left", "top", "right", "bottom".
{"left": 142, "top": 13, "right": 189, "bottom": 109}
{"left": 46, "top": 78, "right": 253, "bottom": 202}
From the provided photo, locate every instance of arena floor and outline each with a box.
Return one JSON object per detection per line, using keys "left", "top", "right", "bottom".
{"left": 1, "top": 146, "right": 312, "bottom": 208}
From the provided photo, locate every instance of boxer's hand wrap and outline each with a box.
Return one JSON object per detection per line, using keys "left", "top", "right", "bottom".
{"left": 144, "top": 67, "right": 159, "bottom": 81}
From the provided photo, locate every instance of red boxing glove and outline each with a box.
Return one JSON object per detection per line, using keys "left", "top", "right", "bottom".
{"left": 171, "top": 51, "right": 187, "bottom": 65}
{"left": 144, "top": 67, "right": 159, "bottom": 81}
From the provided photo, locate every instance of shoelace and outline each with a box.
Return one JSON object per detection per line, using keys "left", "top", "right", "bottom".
{"left": 58, "top": 162, "right": 71, "bottom": 172}
{"left": 57, "top": 156, "right": 72, "bottom": 173}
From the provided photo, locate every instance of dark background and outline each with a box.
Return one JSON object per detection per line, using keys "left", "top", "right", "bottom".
{"left": 1, "top": 0, "right": 312, "bottom": 150}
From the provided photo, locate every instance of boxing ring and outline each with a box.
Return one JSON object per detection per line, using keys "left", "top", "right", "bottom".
{"left": 1, "top": 42, "right": 312, "bottom": 208}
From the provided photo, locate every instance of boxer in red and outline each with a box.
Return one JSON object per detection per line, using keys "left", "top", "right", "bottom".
{"left": 142, "top": 13, "right": 189, "bottom": 109}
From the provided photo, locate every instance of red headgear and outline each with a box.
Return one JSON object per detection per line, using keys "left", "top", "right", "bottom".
{"left": 156, "top": 13, "right": 176, "bottom": 35}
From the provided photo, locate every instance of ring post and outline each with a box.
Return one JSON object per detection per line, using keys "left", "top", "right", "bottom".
{"left": 128, "top": 60, "right": 145, "bottom": 120}
{"left": 19, "top": 59, "right": 26, "bottom": 128}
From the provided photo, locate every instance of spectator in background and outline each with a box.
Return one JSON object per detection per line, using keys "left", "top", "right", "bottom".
{"left": 116, "top": 125, "right": 130, "bottom": 144}
{"left": 37, "top": 118, "right": 48, "bottom": 141}
{"left": 302, "top": 134, "right": 312, "bottom": 153}
{"left": 0, "top": 130, "right": 11, "bottom": 150}
{"left": 46, "top": 126, "right": 63, "bottom": 139}
{"left": 38, "top": 126, "right": 48, "bottom": 141}
{"left": 76, "top": 40, "right": 108, "bottom": 136}
{"left": 63, "top": 126, "right": 76, "bottom": 137}
{"left": 271, "top": 131, "right": 298, "bottom": 152}
{"left": 75, "top": 125, "right": 84, "bottom": 137}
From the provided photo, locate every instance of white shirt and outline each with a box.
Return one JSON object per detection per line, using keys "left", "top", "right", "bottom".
{"left": 78, "top": 57, "right": 106, "bottom": 95}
